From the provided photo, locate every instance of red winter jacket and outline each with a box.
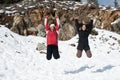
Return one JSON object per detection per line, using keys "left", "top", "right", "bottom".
{"left": 45, "top": 17, "right": 60, "bottom": 46}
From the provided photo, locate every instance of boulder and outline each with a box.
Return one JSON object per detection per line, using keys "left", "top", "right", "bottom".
{"left": 110, "top": 18, "right": 120, "bottom": 34}
{"left": 59, "top": 23, "right": 76, "bottom": 40}
{"left": 11, "top": 14, "right": 27, "bottom": 35}
{"left": 37, "top": 24, "right": 46, "bottom": 37}
{"left": 36, "top": 43, "right": 46, "bottom": 51}
{"left": 27, "top": 27, "right": 38, "bottom": 35}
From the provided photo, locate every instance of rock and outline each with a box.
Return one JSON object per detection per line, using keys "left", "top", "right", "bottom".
{"left": 37, "top": 24, "right": 46, "bottom": 37}
{"left": 59, "top": 23, "right": 76, "bottom": 40}
{"left": 36, "top": 43, "right": 46, "bottom": 51}
{"left": 40, "top": 51, "right": 46, "bottom": 54}
{"left": 10, "top": 15, "right": 27, "bottom": 35}
{"left": 0, "top": 13, "right": 13, "bottom": 28}
{"left": 27, "top": 27, "right": 38, "bottom": 35}
{"left": 29, "top": 9, "right": 43, "bottom": 27}
{"left": 118, "top": 40, "right": 120, "bottom": 44}
{"left": 69, "top": 44, "right": 76, "bottom": 47}
{"left": 91, "top": 29, "right": 98, "bottom": 35}
{"left": 110, "top": 18, "right": 120, "bottom": 34}
{"left": 101, "top": 20, "right": 111, "bottom": 29}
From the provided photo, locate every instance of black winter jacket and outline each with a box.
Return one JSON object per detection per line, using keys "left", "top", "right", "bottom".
{"left": 75, "top": 19, "right": 93, "bottom": 50}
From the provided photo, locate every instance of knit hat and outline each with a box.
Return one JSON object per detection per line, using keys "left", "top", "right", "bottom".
{"left": 50, "top": 24, "right": 55, "bottom": 28}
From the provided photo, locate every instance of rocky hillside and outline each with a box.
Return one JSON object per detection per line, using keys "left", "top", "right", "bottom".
{"left": 0, "top": 0, "right": 120, "bottom": 40}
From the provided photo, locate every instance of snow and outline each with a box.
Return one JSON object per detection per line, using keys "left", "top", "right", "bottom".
{"left": 100, "top": 6, "right": 107, "bottom": 10}
{"left": 28, "top": 6, "right": 36, "bottom": 8}
{"left": 5, "top": 11, "right": 15, "bottom": 14}
{"left": 62, "top": 8, "right": 67, "bottom": 10}
{"left": 0, "top": 25, "right": 120, "bottom": 80}
{"left": 0, "top": 10, "right": 4, "bottom": 13}
{"left": 16, "top": 4, "right": 23, "bottom": 8}
{"left": 76, "top": 2, "right": 86, "bottom": 6}
{"left": 111, "top": 18, "right": 120, "bottom": 24}
{"left": 53, "top": 8, "right": 57, "bottom": 11}
{"left": 6, "top": 7, "right": 12, "bottom": 9}
{"left": 43, "top": 0, "right": 49, "bottom": 3}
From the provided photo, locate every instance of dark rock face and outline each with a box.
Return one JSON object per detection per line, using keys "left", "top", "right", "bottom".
{"left": 10, "top": 15, "right": 27, "bottom": 35}
{"left": 0, "top": 1, "right": 120, "bottom": 40}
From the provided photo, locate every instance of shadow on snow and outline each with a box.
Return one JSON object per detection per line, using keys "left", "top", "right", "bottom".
{"left": 92, "top": 65, "right": 114, "bottom": 73}
{"left": 64, "top": 65, "right": 115, "bottom": 74}
{"left": 64, "top": 65, "right": 94, "bottom": 74}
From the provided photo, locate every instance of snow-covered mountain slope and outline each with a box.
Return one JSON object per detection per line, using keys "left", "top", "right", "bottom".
{"left": 0, "top": 25, "right": 120, "bottom": 80}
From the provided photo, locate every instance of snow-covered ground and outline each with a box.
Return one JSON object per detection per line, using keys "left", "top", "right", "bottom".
{"left": 0, "top": 25, "right": 120, "bottom": 80}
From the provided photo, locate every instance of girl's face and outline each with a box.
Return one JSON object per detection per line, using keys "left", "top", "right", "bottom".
{"left": 50, "top": 26, "right": 54, "bottom": 30}
{"left": 82, "top": 25, "right": 86, "bottom": 31}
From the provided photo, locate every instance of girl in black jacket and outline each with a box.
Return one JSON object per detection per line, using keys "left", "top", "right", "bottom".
{"left": 75, "top": 17, "right": 93, "bottom": 58}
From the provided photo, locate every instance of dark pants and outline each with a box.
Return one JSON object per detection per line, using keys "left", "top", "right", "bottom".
{"left": 47, "top": 45, "right": 60, "bottom": 60}
{"left": 76, "top": 38, "right": 92, "bottom": 58}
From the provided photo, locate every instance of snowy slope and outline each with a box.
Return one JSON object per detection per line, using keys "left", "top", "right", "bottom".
{"left": 0, "top": 25, "right": 120, "bottom": 80}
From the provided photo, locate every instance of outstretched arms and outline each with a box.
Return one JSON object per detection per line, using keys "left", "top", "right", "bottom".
{"left": 75, "top": 19, "right": 80, "bottom": 32}
{"left": 44, "top": 16, "right": 60, "bottom": 34}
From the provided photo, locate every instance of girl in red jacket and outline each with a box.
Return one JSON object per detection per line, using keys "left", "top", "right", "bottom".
{"left": 45, "top": 16, "right": 60, "bottom": 60}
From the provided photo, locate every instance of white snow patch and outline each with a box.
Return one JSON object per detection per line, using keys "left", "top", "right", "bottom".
{"left": 111, "top": 18, "right": 120, "bottom": 24}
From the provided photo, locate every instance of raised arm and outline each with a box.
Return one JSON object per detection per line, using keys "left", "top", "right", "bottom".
{"left": 44, "top": 16, "right": 50, "bottom": 31}
{"left": 75, "top": 19, "right": 79, "bottom": 27}
{"left": 88, "top": 20, "right": 93, "bottom": 27}
{"left": 87, "top": 19, "right": 93, "bottom": 33}
{"left": 75, "top": 19, "right": 80, "bottom": 32}
{"left": 75, "top": 19, "right": 83, "bottom": 32}
{"left": 55, "top": 16, "right": 60, "bottom": 31}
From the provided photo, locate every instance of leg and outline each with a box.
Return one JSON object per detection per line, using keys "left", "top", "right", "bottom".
{"left": 46, "top": 45, "right": 53, "bottom": 60}
{"left": 85, "top": 50, "right": 92, "bottom": 58}
{"left": 53, "top": 46, "right": 60, "bottom": 59}
{"left": 84, "top": 44, "right": 92, "bottom": 58}
{"left": 76, "top": 49, "right": 82, "bottom": 58}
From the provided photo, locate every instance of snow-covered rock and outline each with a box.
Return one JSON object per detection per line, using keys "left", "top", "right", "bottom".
{"left": 0, "top": 1, "right": 120, "bottom": 39}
